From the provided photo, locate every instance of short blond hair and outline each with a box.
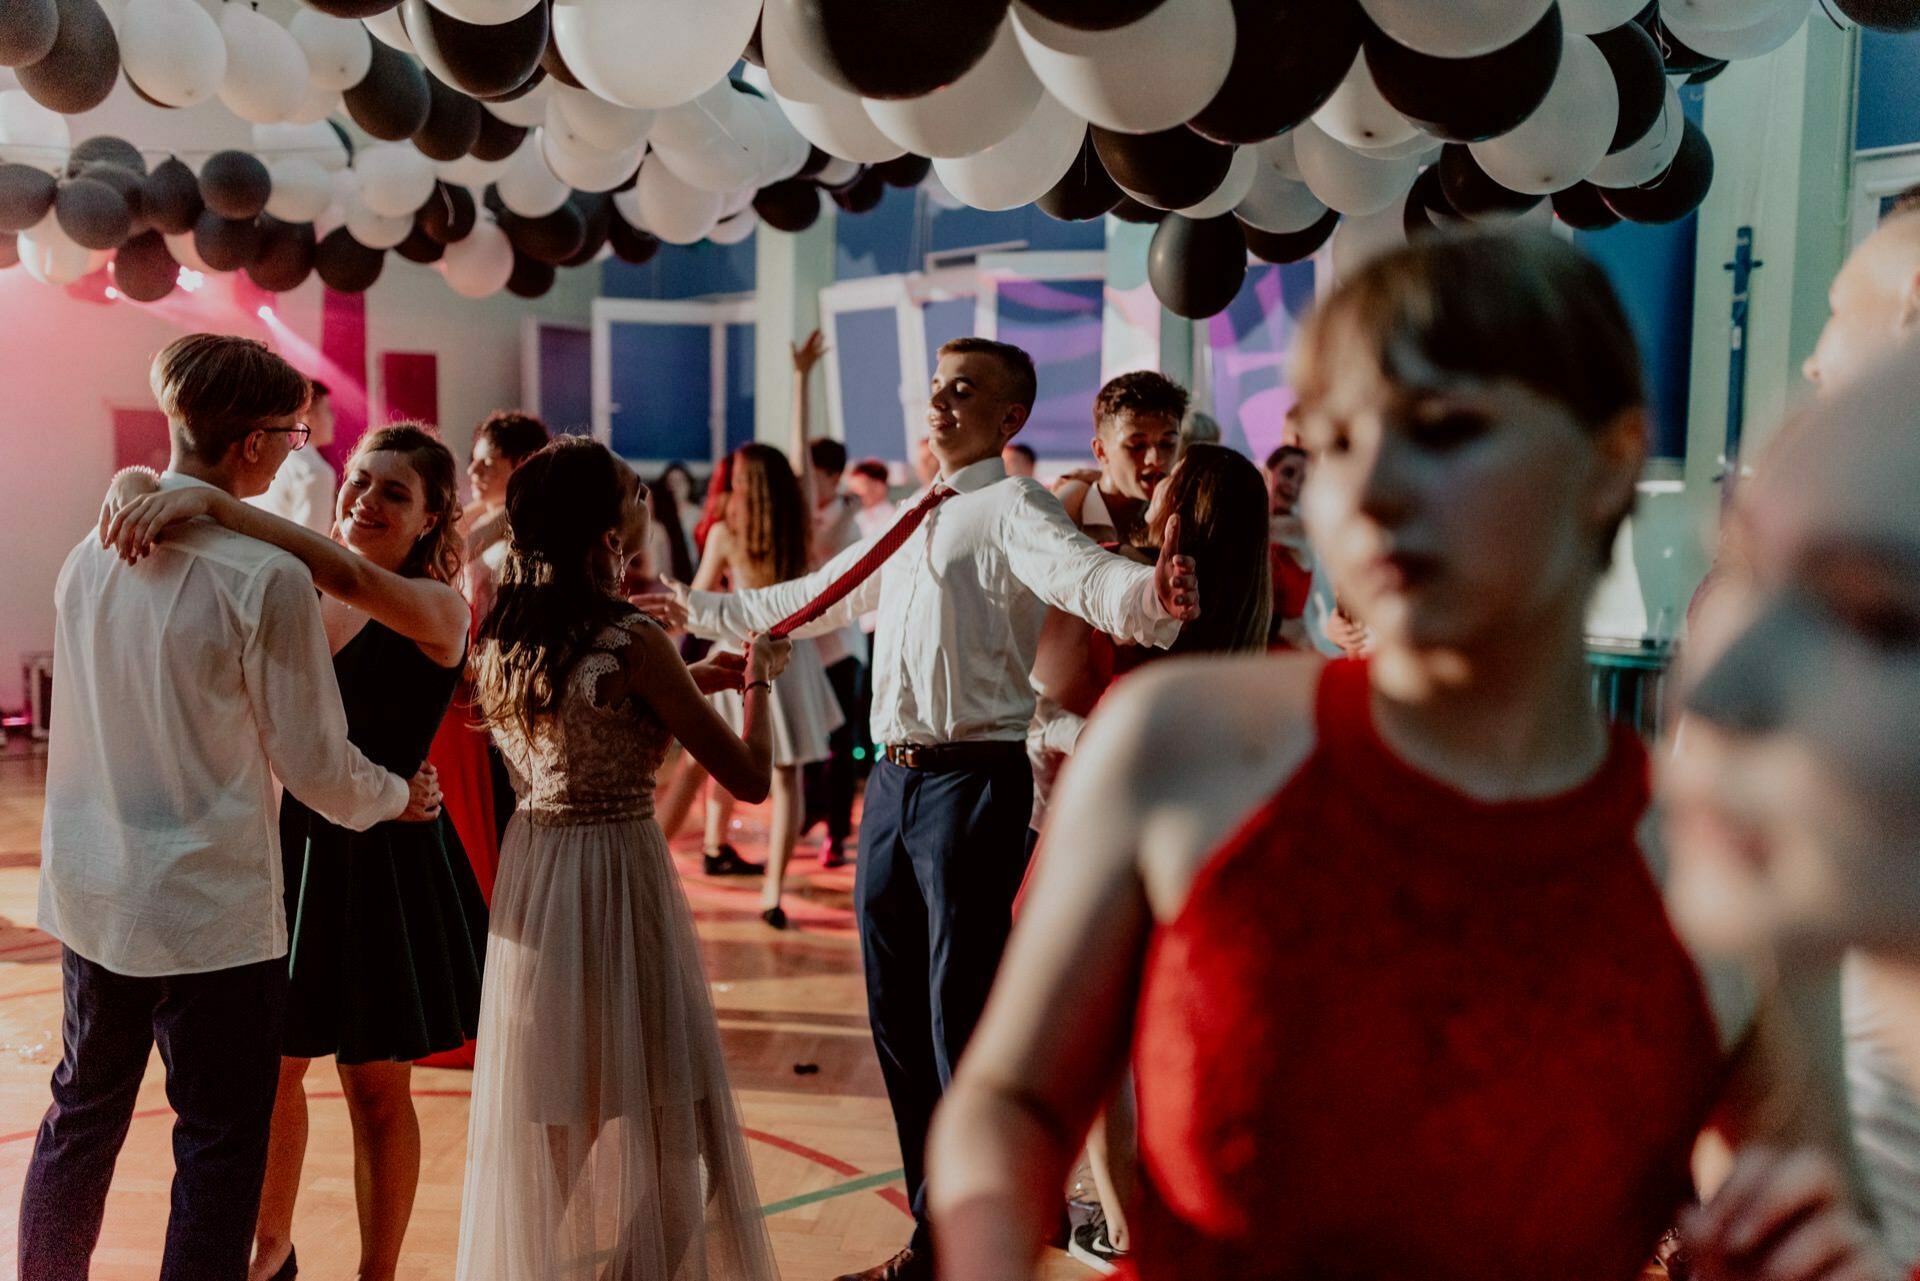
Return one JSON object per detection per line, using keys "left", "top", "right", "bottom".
{"left": 150, "top": 334, "right": 309, "bottom": 464}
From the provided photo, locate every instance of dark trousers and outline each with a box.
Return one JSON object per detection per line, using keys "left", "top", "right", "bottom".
{"left": 855, "top": 754, "right": 1034, "bottom": 1251}
{"left": 805, "top": 656, "right": 866, "bottom": 843}
{"left": 19, "top": 947, "right": 287, "bottom": 1281}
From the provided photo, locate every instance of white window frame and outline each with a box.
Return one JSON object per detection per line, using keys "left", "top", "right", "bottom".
{"left": 591, "top": 296, "right": 756, "bottom": 467}
{"left": 1852, "top": 143, "right": 1920, "bottom": 245}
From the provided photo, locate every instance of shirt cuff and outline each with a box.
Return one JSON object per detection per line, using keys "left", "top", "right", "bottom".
{"left": 685, "top": 590, "right": 745, "bottom": 642}
{"left": 1136, "top": 577, "right": 1182, "bottom": 649}
{"left": 380, "top": 771, "right": 410, "bottom": 823}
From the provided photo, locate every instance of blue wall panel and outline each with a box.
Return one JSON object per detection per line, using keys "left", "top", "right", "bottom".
{"left": 537, "top": 324, "right": 592, "bottom": 438}
{"left": 607, "top": 321, "right": 711, "bottom": 459}
{"left": 996, "top": 278, "right": 1104, "bottom": 457}
{"left": 836, "top": 307, "right": 907, "bottom": 462}
{"left": 1858, "top": 30, "right": 1920, "bottom": 152}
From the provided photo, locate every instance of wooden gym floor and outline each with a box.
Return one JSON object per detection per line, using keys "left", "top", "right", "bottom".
{"left": 0, "top": 746, "right": 1090, "bottom": 1280}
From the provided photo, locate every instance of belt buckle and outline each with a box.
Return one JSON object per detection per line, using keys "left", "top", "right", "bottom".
{"left": 892, "top": 744, "right": 922, "bottom": 769}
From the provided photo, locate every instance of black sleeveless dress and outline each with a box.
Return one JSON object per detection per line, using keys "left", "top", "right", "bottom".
{"left": 279, "top": 619, "right": 488, "bottom": 1064}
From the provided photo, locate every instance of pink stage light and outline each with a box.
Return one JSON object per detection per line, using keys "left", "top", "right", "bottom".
{"left": 176, "top": 268, "right": 205, "bottom": 292}
{"left": 257, "top": 304, "right": 274, "bottom": 320}
{"left": 104, "top": 286, "right": 119, "bottom": 300}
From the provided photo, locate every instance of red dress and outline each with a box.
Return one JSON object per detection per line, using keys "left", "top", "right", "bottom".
{"left": 1127, "top": 659, "right": 1724, "bottom": 1280}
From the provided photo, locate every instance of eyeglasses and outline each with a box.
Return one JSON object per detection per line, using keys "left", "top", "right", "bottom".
{"left": 259, "top": 422, "right": 311, "bottom": 451}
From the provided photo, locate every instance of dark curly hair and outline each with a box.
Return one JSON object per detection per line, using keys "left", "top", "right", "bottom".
{"left": 1093, "top": 370, "right": 1190, "bottom": 436}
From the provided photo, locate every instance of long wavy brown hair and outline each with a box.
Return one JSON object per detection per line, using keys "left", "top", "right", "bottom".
{"left": 344, "top": 422, "right": 462, "bottom": 585}
{"left": 471, "top": 436, "right": 640, "bottom": 740}
{"left": 1146, "top": 444, "right": 1272, "bottom": 657}
{"left": 725, "top": 442, "right": 809, "bottom": 588}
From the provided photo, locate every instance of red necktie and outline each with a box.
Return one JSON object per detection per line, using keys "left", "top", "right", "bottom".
{"left": 767, "top": 485, "right": 954, "bottom": 639}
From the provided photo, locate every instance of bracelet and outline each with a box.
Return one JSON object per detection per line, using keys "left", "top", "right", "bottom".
{"left": 744, "top": 679, "right": 772, "bottom": 694}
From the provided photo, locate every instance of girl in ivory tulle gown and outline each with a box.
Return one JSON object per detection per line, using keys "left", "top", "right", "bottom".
{"left": 460, "top": 437, "right": 788, "bottom": 1281}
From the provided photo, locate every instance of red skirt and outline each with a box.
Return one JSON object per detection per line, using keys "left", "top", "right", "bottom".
{"left": 417, "top": 682, "right": 498, "bottom": 1069}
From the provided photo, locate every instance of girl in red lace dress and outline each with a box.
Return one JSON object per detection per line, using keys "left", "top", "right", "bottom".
{"left": 927, "top": 229, "right": 1849, "bottom": 1281}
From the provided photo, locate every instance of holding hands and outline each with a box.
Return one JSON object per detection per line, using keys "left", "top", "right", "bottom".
{"left": 747, "top": 634, "right": 792, "bottom": 686}
{"left": 1681, "top": 1147, "right": 1892, "bottom": 1281}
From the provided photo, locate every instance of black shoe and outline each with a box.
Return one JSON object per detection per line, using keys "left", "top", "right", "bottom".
{"left": 832, "top": 1246, "right": 929, "bottom": 1281}
{"left": 760, "top": 905, "right": 788, "bottom": 930}
{"left": 1068, "top": 1216, "right": 1124, "bottom": 1276}
{"left": 703, "top": 844, "right": 764, "bottom": 876}
{"left": 260, "top": 1245, "right": 297, "bottom": 1281}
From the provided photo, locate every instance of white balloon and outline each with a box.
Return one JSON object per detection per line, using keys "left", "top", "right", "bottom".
{"left": 266, "top": 157, "right": 333, "bottom": 221}
{"left": 18, "top": 220, "right": 90, "bottom": 285}
{"left": 355, "top": 144, "right": 436, "bottom": 217}
{"left": 1588, "top": 82, "right": 1685, "bottom": 188}
{"left": 437, "top": 153, "right": 510, "bottom": 188}
{"left": 761, "top": 0, "right": 840, "bottom": 104}
{"left": 442, "top": 217, "right": 514, "bottom": 297}
{"left": 922, "top": 169, "right": 966, "bottom": 211}
{"left": 1330, "top": 190, "right": 1411, "bottom": 279}
{"left": 815, "top": 156, "right": 861, "bottom": 188}
{"left": 289, "top": 9, "right": 370, "bottom": 92}
{"left": 1561, "top": 0, "right": 1649, "bottom": 34}
{"left": 552, "top": 85, "right": 654, "bottom": 152}
{"left": 752, "top": 96, "right": 812, "bottom": 184}
{"left": 933, "top": 90, "right": 1086, "bottom": 212}
{"left": 119, "top": 0, "right": 225, "bottom": 108}
{"left": 362, "top": 9, "right": 413, "bottom": 55}
{"left": 1662, "top": 0, "right": 1780, "bottom": 32}
{"left": 1470, "top": 35, "right": 1619, "bottom": 195}
{"left": 1351, "top": 131, "right": 1440, "bottom": 162}
{"left": 423, "top": 0, "right": 541, "bottom": 26}
{"left": 346, "top": 200, "right": 412, "bottom": 249}
{"left": 635, "top": 156, "right": 724, "bottom": 243}
{"left": 1659, "top": 0, "right": 1811, "bottom": 60}
{"left": 539, "top": 124, "right": 643, "bottom": 192}
{"left": 483, "top": 80, "right": 555, "bottom": 128}
{"left": 864, "top": 16, "right": 1044, "bottom": 159}
{"left": 708, "top": 206, "right": 758, "bottom": 245}
{"left": 1012, "top": 0, "right": 1236, "bottom": 134}
{"left": 164, "top": 229, "right": 211, "bottom": 273}
{"left": 1259, "top": 132, "right": 1302, "bottom": 183}
{"left": 719, "top": 185, "right": 756, "bottom": 218}
{"left": 645, "top": 83, "right": 770, "bottom": 190}
{"left": 313, "top": 201, "right": 347, "bottom": 241}
{"left": 1356, "top": 0, "right": 1555, "bottom": 58}
{"left": 551, "top": 0, "right": 759, "bottom": 110}
{"left": 255, "top": 120, "right": 350, "bottom": 171}
{"left": 287, "top": 83, "right": 341, "bottom": 125}
{"left": 777, "top": 86, "right": 907, "bottom": 165}
{"left": 1235, "top": 169, "right": 1327, "bottom": 234}
{"left": 0, "top": 90, "right": 70, "bottom": 167}
{"left": 218, "top": 6, "right": 309, "bottom": 124}
{"left": 1313, "top": 50, "right": 1418, "bottom": 151}
{"left": 1179, "top": 145, "right": 1259, "bottom": 219}
{"left": 611, "top": 182, "right": 648, "bottom": 231}
{"left": 495, "top": 132, "right": 571, "bottom": 216}
{"left": 1292, "top": 119, "right": 1417, "bottom": 216}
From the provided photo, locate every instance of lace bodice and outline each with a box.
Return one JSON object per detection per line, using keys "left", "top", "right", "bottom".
{"left": 489, "top": 616, "right": 674, "bottom": 826}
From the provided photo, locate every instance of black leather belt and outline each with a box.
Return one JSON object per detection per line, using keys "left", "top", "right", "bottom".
{"left": 881, "top": 741, "right": 1026, "bottom": 771}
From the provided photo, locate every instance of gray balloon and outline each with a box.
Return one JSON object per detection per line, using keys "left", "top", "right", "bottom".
{"left": 15, "top": 0, "right": 119, "bottom": 114}
{"left": 0, "top": 0, "right": 58, "bottom": 67}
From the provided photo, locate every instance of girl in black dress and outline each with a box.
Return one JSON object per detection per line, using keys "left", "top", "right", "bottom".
{"left": 105, "top": 422, "right": 484, "bottom": 1281}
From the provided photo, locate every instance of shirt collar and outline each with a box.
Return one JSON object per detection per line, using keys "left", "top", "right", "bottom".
{"left": 940, "top": 456, "right": 1007, "bottom": 494}
{"left": 159, "top": 472, "right": 221, "bottom": 494}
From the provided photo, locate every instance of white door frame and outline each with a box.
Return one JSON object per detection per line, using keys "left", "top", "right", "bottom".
{"left": 592, "top": 297, "right": 756, "bottom": 466}
{"left": 1852, "top": 144, "right": 1920, "bottom": 244}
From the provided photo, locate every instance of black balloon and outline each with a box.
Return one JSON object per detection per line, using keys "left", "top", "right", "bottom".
{"left": 247, "top": 216, "right": 317, "bottom": 292}
{"left": 1402, "top": 165, "right": 1456, "bottom": 239}
{"left": 541, "top": 25, "right": 583, "bottom": 90}
{"left": 481, "top": 182, "right": 505, "bottom": 216}
{"left": 142, "top": 157, "right": 202, "bottom": 235}
{"left": 563, "top": 191, "right": 611, "bottom": 265}
{"left": 0, "top": 233, "right": 16, "bottom": 269}
{"left": 55, "top": 177, "right": 131, "bottom": 249}
{"left": 192, "top": 210, "right": 262, "bottom": 272}
{"left": 304, "top": 0, "right": 402, "bottom": 15}
{"left": 1601, "top": 117, "right": 1713, "bottom": 224}
{"left": 1037, "top": 131, "right": 1122, "bottom": 222}
{"left": 1438, "top": 144, "right": 1541, "bottom": 218}
{"left": 1591, "top": 20, "right": 1666, "bottom": 153}
{"left": 507, "top": 250, "right": 555, "bottom": 297}
{"left": 395, "top": 224, "right": 446, "bottom": 263}
{"left": 754, "top": 179, "right": 823, "bottom": 233}
{"left": 68, "top": 135, "right": 145, "bottom": 178}
{"left": 403, "top": 0, "right": 548, "bottom": 99}
{"left": 1243, "top": 208, "right": 1339, "bottom": 263}
{"left": 501, "top": 200, "right": 586, "bottom": 264}
{"left": 479, "top": 64, "right": 545, "bottom": 102}
{"left": 1649, "top": 17, "right": 1720, "bottom": 74}
{"left": 1552, "top": 182, "right": 1621, "bottom": 231}
{"left": 1834, "top": 0, "right": 1920, "bottom": 30}
{"left": 111, "top": 230, "right": 178, "bottom": 301}
{"left": 0, "top": 163, "right": 57, "bottom": 233}
{"left": 414, "top": 74, "right": 484, "bottom": 162}
{"left": 1093, "top": 126, "right": 1233, "bottom": 211}
{"left": 798, "top": 146, "right": 831, "bottom": 179}
{"left": 1687, "top": 59, "right": 1727, "bottom": 84}
{"left": 314, "top": 226, "right": 385, "bottom": 291}
{"left": 1022, "top": 0, "right": 1162, "bottom": 30}
{"left": 791, "top": 0, "right": 1005, "bottom": 100}
{"left": 419, "top": 182, "right": 477, "bottom": 243}
{"left": 0, "top": 0, "right": 58, "bottom": 67}
{"left": 608, "top": 214, "right": 660, "bottom": 263}
{"left": 16, "top": 0, "right": 118, "bottom": 114}
{"left": 1192, "top": 0, "right": 1366, "bottom": 144}
{"left": 1367, "top": 6, "right": 1561, "bottom": 144}
{"left": 470, "top": 111, "right": 528, "bottom": 163}
{"left": 1148, "top": 213, "right": 1247, "bottom": 320}
{"left": 832, "top": 168, "right": 886, "bottom": 213}
{"left": 345, "top": 37, "right": 432, "bottom": 141}
{"left": 875, "top": 154, "right": 932, "bottom": 189}
{"left": 1109, "top": 195, "right": 1167, "bottom": 224}
{"left": 79, "top": 162, "right": 147, "bottom": 235}
{"left": 199, "top": 151, "right": 271, "bottom": 221}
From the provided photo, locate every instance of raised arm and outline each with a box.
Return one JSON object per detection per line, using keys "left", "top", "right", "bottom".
{"left": 678, "top": 526, "right": 883, "bottom": 643}
{"left": 616, "top": 617, "right": 786, "bottom": 803}
{"left": 789, "top": 329, "right": 827, "bottom": 510}
{"left": 1001, "top": 483, "right": 1195, "bottom": 648}
{"left": 107, "top": 485, "right": 469, "bottom": 667}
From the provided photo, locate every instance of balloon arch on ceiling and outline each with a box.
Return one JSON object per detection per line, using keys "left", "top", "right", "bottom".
{"left": 0, "top": 0, "right": 1913, "bottom": 315}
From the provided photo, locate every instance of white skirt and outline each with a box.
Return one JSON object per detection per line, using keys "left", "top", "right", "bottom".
{"left": 456, "top": 813, "right": 780, "bottom": 1281}
{"left": 710, "top": 636, "right": 842, "bottom": 769}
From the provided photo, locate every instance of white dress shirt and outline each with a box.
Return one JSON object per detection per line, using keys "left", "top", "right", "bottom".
{"left": 811, "top": 493, "right": 866, "bottom": 668}
{"left": 244, "top": 447, "right": 337, "bottom": 536}
{"left": 853, "top": 500, "right": 898, "bottom": 635}
{"left": 41, "top": 473, "right": 408, "bottom": 977}
{"left": 685, "top": 457, "right": 1178, "bottom": 747}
